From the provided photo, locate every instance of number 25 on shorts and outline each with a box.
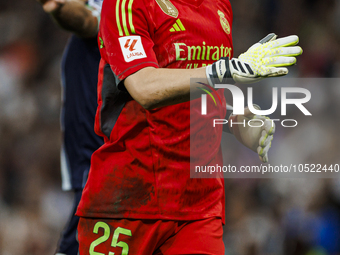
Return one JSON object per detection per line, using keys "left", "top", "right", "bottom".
{"left": 89, "top": 222, "right": 132, "bottom": 255}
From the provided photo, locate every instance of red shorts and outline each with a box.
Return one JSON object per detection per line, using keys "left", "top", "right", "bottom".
{"left": 78, "top": 217, "right": 224, "bottom": 255}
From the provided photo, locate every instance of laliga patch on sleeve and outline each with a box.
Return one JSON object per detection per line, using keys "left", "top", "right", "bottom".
{"left": 118, "top": 36, "right": 147, "bottom": 63}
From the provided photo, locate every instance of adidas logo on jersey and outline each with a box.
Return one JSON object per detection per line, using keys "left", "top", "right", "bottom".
{"left": 169, "top": 19, "right": 186, "bottom": 32}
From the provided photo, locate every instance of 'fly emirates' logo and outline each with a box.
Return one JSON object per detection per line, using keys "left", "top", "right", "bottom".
{"left": 119, "top": 36, "right": 147, "bottom": 62}
{"left": 174, "top": 42, "right": 232, "bottom": 69}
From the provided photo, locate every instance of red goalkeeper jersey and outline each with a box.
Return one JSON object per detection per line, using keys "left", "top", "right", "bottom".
{"left": 77, "top": 0, "right": 233, "bottom": 222}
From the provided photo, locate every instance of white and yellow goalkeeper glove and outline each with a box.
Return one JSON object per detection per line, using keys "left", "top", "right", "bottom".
{"left": 206, "top": 33, "right": 303, "bottom": 86}
{"left": 227, "top": 106, "right": 275, "bottom": 163}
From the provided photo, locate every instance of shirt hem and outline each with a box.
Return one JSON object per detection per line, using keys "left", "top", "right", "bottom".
{"left": 76, "top": 211, "right": 224, "bottom": 224}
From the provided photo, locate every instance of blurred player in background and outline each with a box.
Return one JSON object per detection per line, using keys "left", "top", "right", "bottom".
{"left": 76, "top": 0, "right": 302, "bottom": 254}
{"left": 36, "top": 0, "right": 103, "bottom": 254}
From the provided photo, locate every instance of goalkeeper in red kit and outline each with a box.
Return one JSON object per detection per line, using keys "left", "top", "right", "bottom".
{"left": 76, "top": 0, "right": 303, "bottom": 254}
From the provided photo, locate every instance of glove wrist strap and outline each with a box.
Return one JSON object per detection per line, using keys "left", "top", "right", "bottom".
{"left": 206, "top": 57, "right": 234, "bottom": 88}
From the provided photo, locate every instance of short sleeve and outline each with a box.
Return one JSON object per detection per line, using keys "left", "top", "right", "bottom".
{"left": 99, "top": 0, "right": 159, "bottom": 83}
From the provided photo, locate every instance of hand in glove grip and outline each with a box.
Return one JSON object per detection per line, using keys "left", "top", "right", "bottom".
{"left": 229, "top": 106, "right": 275, "bottom": 163}
{"left": 206, "top": 33, "right": 303, "bottom": 86}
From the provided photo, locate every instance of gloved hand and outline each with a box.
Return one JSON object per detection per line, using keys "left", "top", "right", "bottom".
{"left": 228, "top": 106, "right": 275, "bottom": 163}
{"left": 206, "top": 33, "right": 303, "bottom": 86}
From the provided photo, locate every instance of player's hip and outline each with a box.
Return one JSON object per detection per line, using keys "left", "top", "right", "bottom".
{"left": 78, "top": 217, "right": 224, "bottom": 255}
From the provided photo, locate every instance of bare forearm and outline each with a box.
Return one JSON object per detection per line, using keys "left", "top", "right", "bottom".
{"left": 124, "top": 67, "right": 209, "bottom": 110}
{"left": 49, "top": 1, "right": 98, "bottom": 38}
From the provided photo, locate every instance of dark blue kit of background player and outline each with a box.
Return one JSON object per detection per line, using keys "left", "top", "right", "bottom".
{"left": 57, "top": 34, "right": 103, "bottom": 255}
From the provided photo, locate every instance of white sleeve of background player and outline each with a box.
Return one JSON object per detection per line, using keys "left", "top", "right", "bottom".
{"left": 87, "top": 0, "right": 103, "bottom": 29}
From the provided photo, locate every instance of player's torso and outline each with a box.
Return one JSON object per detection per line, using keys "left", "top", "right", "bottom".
{"left": 111, "top": 0, "right": 233, "bottom": 145}
{"left": 78, "top": 0, "right": 232, "bottom": 220}
{"left": 147, "top": 0, "right": 233, "bottom": 159}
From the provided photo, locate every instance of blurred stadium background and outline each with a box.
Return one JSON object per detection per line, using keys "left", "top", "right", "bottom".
{"left": 0, "top": 0, "right": 339, "bottom": 254}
